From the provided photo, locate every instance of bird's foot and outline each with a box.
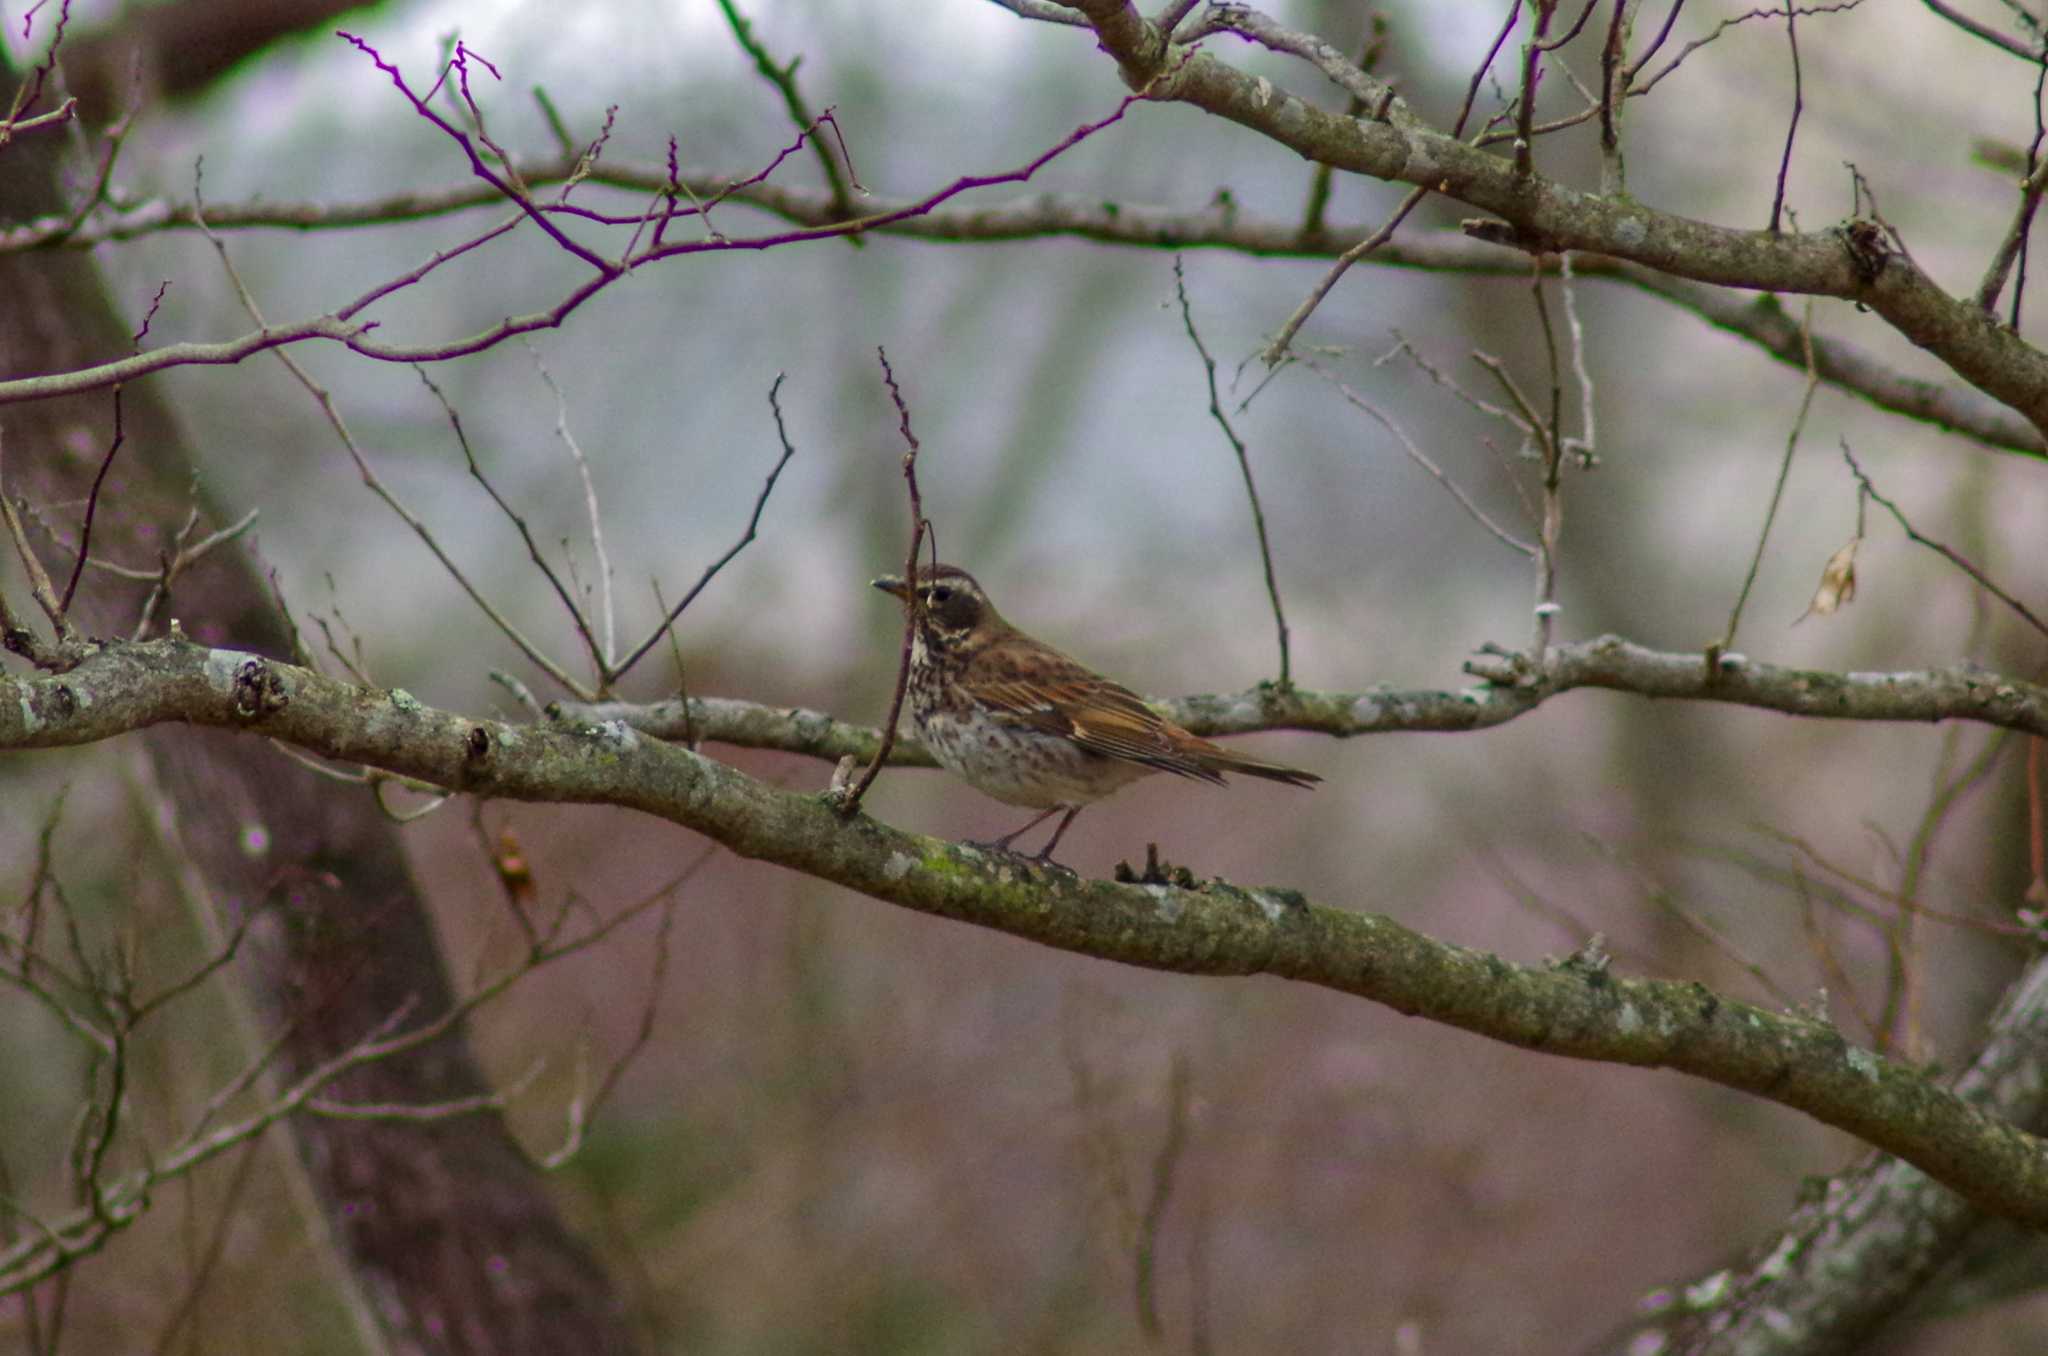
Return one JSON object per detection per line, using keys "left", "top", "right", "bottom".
{"left": 968, "top": 835, "right": 1077, "bottom": 875}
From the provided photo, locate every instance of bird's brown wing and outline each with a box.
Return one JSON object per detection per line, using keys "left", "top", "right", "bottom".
{"left": 964, "top": 664, "right": 1229, "bottom": 786}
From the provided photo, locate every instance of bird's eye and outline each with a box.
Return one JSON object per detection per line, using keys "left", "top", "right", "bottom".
{"left": 928, "top": 585, "right": 953, "bottom": 603}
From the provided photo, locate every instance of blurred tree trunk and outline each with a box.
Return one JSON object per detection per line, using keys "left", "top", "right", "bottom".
{"left": 61, "top": 0, "right": 384, "bottom": 121}
{"left": 1, "top": 27, "right": 637, "bottom": 1356}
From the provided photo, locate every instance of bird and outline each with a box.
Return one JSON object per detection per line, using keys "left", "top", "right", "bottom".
{"left": 872, "top": 563, "right": 1320, "bottom": 862}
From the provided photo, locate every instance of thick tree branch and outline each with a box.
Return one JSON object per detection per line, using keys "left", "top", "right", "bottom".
{"left": 7, "top": 635, "right": 2048, "bottom": 1230}
{"left": 1602, "top": 955, "right": 2048, "bottom": 1354}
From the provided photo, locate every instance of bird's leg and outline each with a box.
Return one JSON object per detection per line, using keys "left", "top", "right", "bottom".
{"left": 976, "top": 806, "right": 1063, "bottom": 855}
{"left": 1027, "top": 807, "right": 1084, "bottom": 864}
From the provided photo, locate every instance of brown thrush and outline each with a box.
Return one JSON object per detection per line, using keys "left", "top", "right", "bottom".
{"left": 873, "top": 564, "right": 1320, "bottom": 862}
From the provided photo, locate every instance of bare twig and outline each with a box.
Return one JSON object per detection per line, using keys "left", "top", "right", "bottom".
{"left": 1769, "top": 0, "right": 1804, "bottom": 234}
{"left": 2026, "top": 736, "right": 2047, "bottom": 909}
{"left": 1515, "top": 0, "right": 1557, "bottom": 178}
{"left": 1796, "top": 871, "right": 1882, "bottom": 1042}
{"left": 0, "top": 429, "right": 80, "bottom": 658}
{"left": 608, "top": 374, "right": 796, "bottom": 684}
{"left": 1630, "top": 1, "right": 1863, "bottom": 98}
{"left": 1524, "top": 261, "right": 1569, "bottom": 656}
{"left": 189, "top": 183, "right": 594, "bottom": 699}
{"left": 1134, "top": 1053, "right": 1193, "bottom": 1342}
{"left": 146, "top": 1139, "right": 262, "bottom": 1356}
{"left": 1261, "top": 186, "right": 1429, "bottom": 365}
{"left": 533, "top": 348, "right": 617, "bottom": 663}
{"left": 715, "top": 0, "right": 859, "bottom": 222}
{"left": 1585, "top": 836, "right": 1804, "bottom": 1010}
{"left": 1302, "top": 356, "right": 1536, "bottom": 558}
{"left": 542, "top": 844, "right": 713, "bottom": 1168}
{"left": 839, "top": 349, "right": 927, "bottom": 817}
{"left": 1557, "top": 254, "right": 1597, "bottom": 466}
{"left": 1887, "top": 730, "right": 2011, "bottom": 1054}
{"left": 1457, "top": 0, "right": 1529, "bottom": 138}
{"left": 1598, "top": 0, "right": 1634, "bottom": 193}
{"left": 649, "top": 576, "right": 696, "bottom": 747}
{"left": 1717, "top": 299, "right": 1821, "bottom": 659}
{"left": 1536, "top": 0, "right": 1605, "bottom": 50}
{"left": 128, "top": 503, "right": 262, "bottom": 642}
{"left": 1974, "top": 88, "right": 2048, "bottom": 314}
{"left": 986, "top": 0, "right": 1093, "bottom": 26}
{"left": 1, "top": 99, "right": 1138, "bottom": 407}
{"left": 1174, "top": 259, "right": 1292, "bottom": 685}
{"left": 1922, "top": 0, "right": 2039, "bottom": 59}
{"left": 340, "top": 33, "right": 614, "bottom": 275}
{"left": 1839, "top": 442, "right": 2048, "bottom": 643}
{"left": 416, "top": 370, "right": 606, "bottom": 690}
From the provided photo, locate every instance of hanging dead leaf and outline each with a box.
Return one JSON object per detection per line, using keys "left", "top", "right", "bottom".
{"left": 1795, "top": 538, "right": 1859, "bottom": 624}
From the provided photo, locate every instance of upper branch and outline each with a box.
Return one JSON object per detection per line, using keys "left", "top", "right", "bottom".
{"left": 6, "top": 171, "right": 2038, "bottom": 453}
{"left": 1052, "top": 2, "right": 2048, "bottom": 442}
{"left": 6, "top": 635, "right": 2048, "bottom": 1229}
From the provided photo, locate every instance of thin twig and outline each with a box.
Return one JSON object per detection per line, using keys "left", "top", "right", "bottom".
{"left": 1586, "top": 836, "right": 1804, "bottom": 1010}
{"left": 1598, "top": 0, "right": 1633, "bottom": 193}
{"left": 60, "top": 383, "right": 128, "bottom": 613}
{"left": 1515, "top": 0, "right": 1558, "bottom": 178}
{"left": 1261, "top": 185, "right": 1428, "bottom": 366}
{"left": 1456, "top": 0, "right": 1527, "bottom": 138}
{"left": 1839, "top": 442, "right": 2048, "bottom": 643}
{"left": 146, "top": 1139, "right": 262, "bottom": 1356}
{"left": 533, "top": 348, "right": 617, "bottom": 664}
{"left": 1522, "top": 259, "right": 1570, "bottom": 656}
{"left": 1717, "top": 298, "right": 1821, "bottom": 659}
{"left": 129, "top": 504, "right": 262, "bottom": 642}
{"left": 715, "top": 0, "right": 858, "bottom": 222}
{"left": 1797, "top": 871, "right": 1882, "bottom": 1043}
{"left": 2026, "top": 736, "right": 2047, "bottom": 909}
{"left": 1174, "top": 259, "right": 1291, "bottom": 685}
{"left": 1302, "top": 356, "right": 1534, "bottom": 557}
{"left": 0, "top": 427, "right": 78, "bottom": 656}
{"left": 608, "top": 374, "right": 796, "bottom": 683}
{"left": 1768, "top": 0, "right": 1804, "bottom": 234}
{"left": 649, "top": 577, "right": 696, "bottom": 747}
{"left": 59, "top": 271, "right": 160, "bottom": 613}
{"left": 1536, "top": 0, "right": 1605, "bottom": 50}
{"left": 839, "top": 348, "right": 927, "bottom": 816}
{"left": 1974, "top": 82, "right": 2048, "bottom": 314}
{"left": 415, "top": 370, "right": 606, "bottom": 689}
{"left": 1631, "top": 1, "right": 1862, "bottom": 98}
{"left": 1133, "top": 1053, "right": 1193, "bottom": 1342}
{"left": 1888, "top": 730, "right": 2010, "bottom": 1054}
{"left": 985, "top": 0, "right": 1093, "bottom": 27}
{"left": 1922, "top": 0, "right": 2039, "bottom": 59}
{"left": 1558, "top": 254, "right": 1597, "bottom": 466}
{"left": 542, "top": 843, "right": 714, "bottom": 1168}
{"left": 193, "top": 176, "right": 593, "bottom": 699}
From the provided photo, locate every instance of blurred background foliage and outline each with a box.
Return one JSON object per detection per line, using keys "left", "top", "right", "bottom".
{"left": 3, "top": 0, "right": 2046, "bottom": 1350}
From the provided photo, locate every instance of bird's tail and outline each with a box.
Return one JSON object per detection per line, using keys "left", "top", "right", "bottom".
{"left": 1191, "top": 745, "right": 1321, "bottom": 789}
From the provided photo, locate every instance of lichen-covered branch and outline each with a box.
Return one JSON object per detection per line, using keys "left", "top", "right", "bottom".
{"left": 7, "top": 635, "right": 2048, "bottom": 1228}
{"left": 548, "top": 635, "right": 2048, "bottom": 757}
{"left": 1600, "top": 956, "right": 2048, "bottom": 1355}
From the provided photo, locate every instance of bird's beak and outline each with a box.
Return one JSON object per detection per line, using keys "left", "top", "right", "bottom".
{"left": 871, "top": 574, "right": 909, "bottom": 601}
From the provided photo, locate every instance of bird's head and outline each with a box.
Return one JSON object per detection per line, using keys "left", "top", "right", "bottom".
{"left": 871, "top": 563, "right": 998, "bottom": 641}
